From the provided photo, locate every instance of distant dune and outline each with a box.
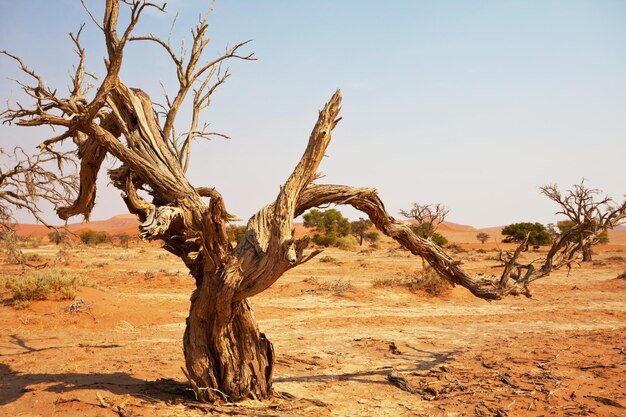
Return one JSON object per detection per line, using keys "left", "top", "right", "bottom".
{"left": 15, "top": 214, "right": 140, "bottom": 237}
{"left": 13, "top": 215, "right": 626, "bottom": 247}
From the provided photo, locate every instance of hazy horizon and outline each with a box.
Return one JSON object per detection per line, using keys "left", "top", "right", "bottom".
{"left": 1, "top": 1, "right": 625, "bottom": 229}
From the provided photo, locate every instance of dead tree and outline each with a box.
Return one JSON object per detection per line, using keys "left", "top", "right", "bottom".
{"left": 0, "top": 147, "right": 77, "bottom": 265}
{"left": 1, "top": 1, "right": 618, "bottom": 403}
{"left": 399, "top": 202, "right": 449, "bottom": 239}
{"left": 0, "top": 147, "right": 77, "bottom": 228}
{"left": 541, "top": 181, "right": 626, "bottom": 262}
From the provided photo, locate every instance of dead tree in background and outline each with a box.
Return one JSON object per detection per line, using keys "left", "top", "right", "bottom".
{"left": 0, "top": 147, "right": 76, "bottom": 228}
{"left": 400, "top": 202, "right": 449, "bottom": 239}
{"left": 1, "top": 0, "right": 620, "bottom": 403}
{"left": 0, "top": 147, "right": 77, "bottom": 264}
{"left": 541, "top": 181, "right": 626, "bottom": 262}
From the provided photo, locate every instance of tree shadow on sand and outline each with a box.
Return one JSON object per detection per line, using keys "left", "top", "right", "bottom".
{"left": 274, "top": 345, "right": 461, "bottom": 385}
{"left": 0, "top": 362, "right": 192, "bottom": 406}
{"left": 1, "top": 335, "right": 460, "bottom": 407}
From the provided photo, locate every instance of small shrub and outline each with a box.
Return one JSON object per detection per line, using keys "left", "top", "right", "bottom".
{"left": 319, "top": 256, "right": 339, "bottom": 264}
{"left": 333, "top": 279, "right": 354, "bottom": 295}
{"left": 25, "top": 253, "right": 44, "bottom": 262}
{"left": 79, "top": 230, "right": 109, "bottom": 245}
{"left": 320, "top": 279, "right": 353, "bottom": 295}
{"left": 4, "top": 269, "right": 87, "bottom": 307}
{"left": 59, "top": 286, "right": 77, "bottom": 300}
{"left": 144, "top": 270, "right": 157, "bottom": 279}
{"left": 410, "top": 266, "right": 452, "bottom": 296}
{"left": 54, "top": 246, "right": 72, "bottom": 266}
{"left": 372, "top": 278, "right": 404, "bottom": 288}
{"left": 302, "top": 276, "right": 318, "bottom": 284}
{"left": 336, "top": 235, "right": 358, "bottom": 251}
{"left": 446, "top": 244, "right": 465, "bottom": 253}
{"left": 476, "top": 248, "right": 487, "bottom": 254}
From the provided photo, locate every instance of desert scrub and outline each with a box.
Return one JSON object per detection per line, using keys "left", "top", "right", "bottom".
{"left": 318, "top": 255, "right": 342, "bottom": 265}
{"left": 372, "top": 278, "right": 405, "bottom": 288}
{"left": 410, "top": 266, "right": 452, "bottom": 296}
{"left": 320, "top": 279, "right": 354, "bottom": 295}
{"left": 335, "top": 235, "right": 358, "bottom": 251}
{"left": 4, "top": 269, "right": 88, "bottom": 309}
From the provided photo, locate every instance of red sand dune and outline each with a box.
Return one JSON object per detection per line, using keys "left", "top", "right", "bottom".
{"left": 15, "top": 214, "right": 140, "bottom": 238}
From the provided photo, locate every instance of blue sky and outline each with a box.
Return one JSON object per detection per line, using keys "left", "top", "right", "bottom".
{"left": 1, "top": 1, "right": 625, "bottom": 227}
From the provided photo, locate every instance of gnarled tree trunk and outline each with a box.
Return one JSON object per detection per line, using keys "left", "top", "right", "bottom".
{"left": 184, "top": 275, "right": 274, "bottom": 402}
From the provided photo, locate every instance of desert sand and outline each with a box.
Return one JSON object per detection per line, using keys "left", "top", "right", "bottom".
{"left": 1, "top": 222, "right": 625, "bottom": 416}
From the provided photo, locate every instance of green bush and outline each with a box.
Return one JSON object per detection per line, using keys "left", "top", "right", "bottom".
{"left": 304, "top": 209, "right": 350, "bottom": 247}
{"left": 501, "top": 222, "right": 552, "bottom": 246}
{"left": 409, "top": 225, "right": 448, "bottom": 247}
{"left": 430, "top": 232, "right": 448, "bottom": 247}
{"left": 4, "top": 269, "right": 87, "bottom": 308}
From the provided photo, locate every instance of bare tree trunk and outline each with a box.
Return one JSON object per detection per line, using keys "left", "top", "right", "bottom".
{"left": 581, "top": 243, "right": 592, "bottom": 262}
{"left": 183, "top": 268, "right": 274, "bottom": 402}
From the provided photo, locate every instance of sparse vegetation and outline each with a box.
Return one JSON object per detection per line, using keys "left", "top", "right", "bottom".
{"left": 48, "top": 230, "right": 68, "bottom": 245}
{"left": 476, "top": 232, "right": 490, "bottom": 244}
{"left": 320, "top": 279, "right": 354, "bottom": 295}
{"left": 409, "top": 266, "right": 453, "bottom": 296}
{"left": 401, "top": 203, "right": 450, "bottom": 248}
{"left": 79, "top": 230, "right": 109, "bottom": 245}
{"left": 114, "top": 232, "right": 131, "bottom": 248}
{"left": 372, "top": 278, "right": 405, "bottom": 288}
{"left": 3, "top": 269, "right": 87, "bottom": 309}
{"left": 318, "top": 255, "right": 342, "bottom": 265}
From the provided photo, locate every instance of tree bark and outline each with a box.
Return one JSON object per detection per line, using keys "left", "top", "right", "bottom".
{"left": 581, "top": 243, "right": 593, "bottom": 262}
{"left": 183, "top": 267, "right": 274, "bottom": 403}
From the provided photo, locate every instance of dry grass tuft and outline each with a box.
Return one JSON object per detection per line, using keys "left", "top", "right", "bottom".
{"left": 372, "top": 278, "right": 405, "bottom": 288}
{"left": 410, "top": 266, "right": 453, "bottom": 296}
{"left": 318, "top": 255, "right": 342, "bottom": 265}
{"left": 3, "top": 269, "right": 88, "bottom": 309}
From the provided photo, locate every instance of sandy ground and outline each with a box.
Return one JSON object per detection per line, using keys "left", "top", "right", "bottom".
{"left": 1, "top": 241, "right": 625, "bottom": 416}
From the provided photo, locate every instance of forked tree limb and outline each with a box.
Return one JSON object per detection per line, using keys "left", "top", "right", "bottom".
{"left": 231, "top": 91, "right": 343, "bottom": 301}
